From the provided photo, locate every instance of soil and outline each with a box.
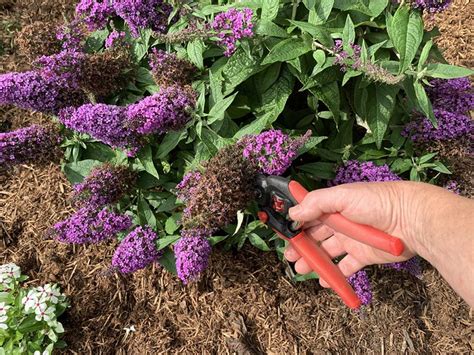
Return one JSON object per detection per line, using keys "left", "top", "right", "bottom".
{"left": 1, "top": 1, "right": 473, "bottom": 354}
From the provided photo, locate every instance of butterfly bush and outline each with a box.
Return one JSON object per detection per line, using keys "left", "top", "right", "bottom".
{"left": 444, "top": 180, "right": 461, "bottom": 195}
{"left": 0, "top": 125, "right": 60, "bottom": 167}
{"left": 240, "top": 129, "right": 311, "bottom": 175}
{"left": 426, "top": 78, "right": 474, "bottom": 114}
{"left": 174, "top": 228, "right": 212, "bottom": 284}
{"left": 112, "top": 226, "right": 162, "bottom": 273}
{"left": 75, "top": 0, "right": 115, "bottom": 31}
{"left": 72, "top": 164, "right": 136, "bottom": 209}
{"left": 330, "top": 160, "right": 400, "bottom": 185}
{"left": 385, "top": 257, "right": 423, "bottom": 278}
{"left": 348, "top": 270, "right": 372, "bottom": 306}
{"left": 175, "top": 171, "right": 202, "bottom": 203}
{"left": 149, "top": 48, "right": 197, "bottom": 87}
{"left": 409, "top": 0, "right": 452, "bottom": 12}
{"left": 212, "top": 8, "right": 254, "bottom": 56}
{"left": 105, "top": 30, "right": 126, "bottom": 49}
{"left": 52, "top": 206, "right": 132, "bottom": 244}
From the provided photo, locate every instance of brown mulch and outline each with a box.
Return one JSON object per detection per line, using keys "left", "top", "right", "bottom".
{"left": 1, "top": 0, "right": 473, "bottom": 354}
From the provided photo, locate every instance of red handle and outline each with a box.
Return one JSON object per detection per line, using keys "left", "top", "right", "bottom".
{"left": 290, "top": 231, "right": 361, "bottom": 309}
{"left": 288, "top": 181, "right": 404, "bottom": 256}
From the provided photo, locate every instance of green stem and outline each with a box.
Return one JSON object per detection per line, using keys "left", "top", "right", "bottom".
{"left": 291, "top": 0, "right": 301, "bottom": 20}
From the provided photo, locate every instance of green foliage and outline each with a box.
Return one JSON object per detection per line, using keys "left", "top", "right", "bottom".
{"left": 0, "top": 264, "right": 68, "bottom": 354}
{"left": 56, "top": 0, "right": 471, "bottom": 274}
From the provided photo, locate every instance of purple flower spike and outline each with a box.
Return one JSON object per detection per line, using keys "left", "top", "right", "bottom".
{"left": 239, "top": 129, "right": 310, "bottom": 176}
{"left": 386, "top": 257, "right": 423, "bottom": 278}
{"left": 113, "top": 0, "right": 173, "bottom": 37}
{"left": 174, "top": 228, "right": 212, "bottom": 284}
{"left": 176, "top": 171, "right": 202, "bottom": 203}
{"left": 426, "top": 78, "right": 474, "bottom": 115}
{"left": 330, "top": 160, "right": 401, "bottom": 186}
{"left": 0, "top": 125, "right": 60, "bottom": 167}
{"left": 75, "top": 0, "right": 115, "bottom": 31}
{"left": 212, "top": 8, "right": 254, "bottom": 56}
{"left": 126, "top": 86, "right": 195, "bottom": 135}
{"left": 105, "top": 31, "right": 126, "bottom": 49}
{"left": 58, "top": 104, "right": 141, "bottom": 156}
{"left": 348, "top": 270, "right": 373, "bottom": 306}
{"left": 112, "top": 226, "right": 162, "bottom": 273}
{"left": 410, "top": 0, "right": 452, "bottom": 13}
{"left": 53, "top": 207, "right": 132, "bottom": 244}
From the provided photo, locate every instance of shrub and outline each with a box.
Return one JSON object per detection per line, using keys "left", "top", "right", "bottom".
{"left": 1, "top": 0, "right": 473, "bottom": 305}
{"left": 0, "top": 263, "right": 68, "bottom": 354}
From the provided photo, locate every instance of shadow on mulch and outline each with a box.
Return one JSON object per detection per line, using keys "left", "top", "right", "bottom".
{"left": 0, "top": 0, "right": 473, "bottom": 353}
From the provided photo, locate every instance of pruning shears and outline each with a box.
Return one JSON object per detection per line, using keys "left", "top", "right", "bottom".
{"left": 255, "top": 175, "right": 404, "bottom": 309}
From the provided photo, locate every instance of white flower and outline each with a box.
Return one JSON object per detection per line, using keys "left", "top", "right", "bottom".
{"left": 22, "top": 291, "right": 39, "bottom": 312}
{"left": 35, "top": 303, "right": 55, "bottom": 322}
{"left": 0, "top": 302, "right": 10, "bottom": 316}
{"left": 33, "top": 351, "right": 48, "bottom": 355}
{"left": 36, "top": 286, "right": 48, "bottom": 301}
{"left": 0, "top": 315, "right": 8, "bottom": 330}
{"left": 44, "top": 284, "right": 62, "bottom": 304}
{"left": 0, "top": 264, "right": 20, "bottom": 282}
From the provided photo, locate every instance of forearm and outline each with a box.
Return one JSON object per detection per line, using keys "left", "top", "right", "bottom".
{"left": 411, "top": 184, "right": 474, "bottom": 306}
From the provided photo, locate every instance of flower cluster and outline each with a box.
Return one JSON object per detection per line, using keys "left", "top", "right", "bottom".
{"left": 402, "top": 109, "right": 473, "bottom": 142}
{"left": 105, "top": 30, "right": 126, "bottom": 49}
{"left": 75, "top": 0, "right": 115, "bottom": 31}
{"left": 0, "top": 263, "right": 21, "bottom": 290}
{"left": 0, "top": 125, "right": 61, "bottom": 167}
{"left": 112, "top": 226, "right": 162, "bottom": 273}
{"left": 149, "top": 49, "right": 197, "bottom": 88}
{"left": 56, "top": 19, "right": 86, "bottom": 52}
{"left": 114, "top": 0, "right": 173, "bottom": 37}
{"left": 16, "top": 21, "right": 62, "bottom": 60}
{"left": 58, "top": 104, "right": 140, "bottom": 156}
{"left": 176, "top": 171, "right": 202, "bottom": 203}
{"left": 52, "top": 206, "right": 132, "bottom": 244}
{"left": 174, "top": 228, "right": 212, "bottom": 284}
{"left": 0, "top": 70, "right": 85, "bottom": 114}
{"left": 127, "top": 86, "right": 196, "bottom": 134}
{"left": 72, "top": 164, "right": 136, "bottom": 209}
{"left": 385, "top": 257, "right": 422, "bottom": 278}
{"left": 348, "top": 270, "right": 373, "bottom": 306}
{"left": 330, "top": 160, "right": 401, "bottom": 186}
{"left": 426, "top": 78, "right": 474, "bottom": 115}
{"left": 212, "top": 8, "right": 254, "bottom": 56}
{"left": 34, "top": 50, "right": 85, "bottom": 90}
{"left": 409, "top": 0, "right": 452, "bottom": 13}
{"left": 22, "top": 284, "right": 65, "bottom": 322}
{"left": 240, "top": 129, "right": 311, "bottom": 175}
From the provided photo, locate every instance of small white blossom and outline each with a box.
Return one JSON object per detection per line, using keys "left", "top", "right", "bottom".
{"left": 44, "top": 284, "right": 62, "bottom": 304}
{"left": 0, "top": 315, "right": 8, "bottom": 330}
{"left": 36, "top": 286, "right": 49, "bottom": 301}
{"left": 23, "top": 291, "right": 39, "bottom": 312}
{"left": 35, "top": 303, "right": 55, "bottom": 322}
{"left": 0, "top": 302, "right": 11, "bottom": 316}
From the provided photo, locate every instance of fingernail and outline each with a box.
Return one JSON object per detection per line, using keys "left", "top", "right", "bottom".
{"left": 289, "top": 205, "right": 302, "bottom": 218}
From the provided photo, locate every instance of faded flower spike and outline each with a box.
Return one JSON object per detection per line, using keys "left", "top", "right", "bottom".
{"left": 149, "top": 48, "right": 197, "bottom": 88}
{"left": 112, "top": 226, "right": 162, "bottom": 273}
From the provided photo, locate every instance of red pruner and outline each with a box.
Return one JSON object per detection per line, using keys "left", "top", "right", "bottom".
{"left": 255, "top": 175, "right": 405, "bottom": 309}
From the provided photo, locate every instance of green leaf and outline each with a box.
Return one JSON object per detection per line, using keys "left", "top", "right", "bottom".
{"left": 222, "top": 49, "right": 264, "bottom": 94}
{"left": 432, "top": 161, "right": 452, "bottom": 174}
{"left": 208, "top": 92, "right": 238, "bottom": 124}
{"left": 262, "top": 0, "right": 279, "bottom": 20}
{"left": 187, "top": 40, "right": 204, "bottom": 70}
{"left": 417, "top": 39, "right": 433, "bottom": 71}
{"left": 255, "top": 20, "right": 289, "bottom": 38}
{"left": 158, "top": 248, "right": 177, "bottom": 274}
{"left": 165, "top": 214, "right": 180, "bottom": 235}
{"left": 414, "top": 81, "right": 436, "bottom": 125}
{"left": 156, "top": 235, "right": 180, "bottom": 250}
{"left": 342, "top": 15, "right": 355, "bottom": 50}
{"left": 84, "top": 29, "right": 109, "bottom": 53}
{"left": 156, "top": 131, "right": 187, "bottom": 159}
{"left": 359, "top": 85, "right": 399, "bottom": 148}
{"left": 387, "top": 5, "right": 423, "bottom": 74}
{"left": 333, "top": 0, "right": 388, "bottom": 17}
{"left": 287, "top": 20, "right": 333, "bottom": 47}
{"left": 419, "top": 152, "right": 437, "bottom": 164}
{"left": 135, "top": 67, "right": 155, "bottom": 86}
{"left": 261, "top": 38, "right": 312, "bottom": 65}
{"left": 254, "top": 62, "right": 282, "bottom": 93}
{"left": 297, "top": 162, "right": 336, "bottom": 180}
{"left": 137, "top": 146, "right": 159, "bottom": 179}
{"left": 133, "top": 29, "right": 152, "bottom": 61}
{"left": 234, "top": 66, "right": 294, "bottom": 138}
{"left": 310, "top": 81, "right": 340, "bottom": 123}
{"left": 390, "top": 158, "right": 412, "bottom": 174}
{"left": 425, "top": 63, "right": 474, "bottom": 79}
{"left": 63, "top": 160, "right": 102, "bottom": 184}
{"left": 311, "top": 0, "right": 334, "bottom": 25}
{"left": 302, "top": 0, "right": 316, "bottom": 9}
{"left": 137, "top": 196, "right": 157, "bottom": 227}
{"left": 248, "top": 233, "right": 270, "bottom": 251}
{"left": 293, "top": 271, "right": 319, "bottom": 281}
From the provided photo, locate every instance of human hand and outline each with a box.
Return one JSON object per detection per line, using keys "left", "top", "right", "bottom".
{"left": 284, "top": 181, "right": 425, "bottom": 288}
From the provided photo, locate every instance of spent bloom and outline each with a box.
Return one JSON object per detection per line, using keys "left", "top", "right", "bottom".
{"left": 112, "top": 226, "right": 162, "bottom": 273}
{"left": 0, "top": 70, "right": 85, "bottom": 114}
{"left": 53, "top": 206, "right": 132, "bottom": 244}
{"left": 240, "top": 129, "right": 311, "bottom": 175}
{"left": 16, "top": 21, "right": 62, "bottom": 60}
{"left": 126, "top": 86, "right": 196, "bottom": 135}
{"left": 56, "top": 19, "right": 86, "bottom": 52}
{"left": 174, "top": 228, "right": 212, "bottom": 284}
{"left": 59, "top": 104, "right": 141, "bottom": 156}
{"left": 402, "top": 109, "right": 473, "bottom": 142}
{"left": 176, "top": 171, "right": 202, "bottom": 203}
{"left": 426, "top": 78, "right": 474, "bottom": 114}
{"left": 72, "top": 164, "right": 136, "bottom": 209}
{"left": 348, "top": 270, "right": 373, "bottom": 306}
{"left": 75, "top": 0, "right": 115, "bottom": 30}
{"left": 0, "top": 125, "right": 60, "bottom": 167}
{"left": 212, "top": 8, "right": 254, "bottom": 56}
{"left": 149, "top": 48, "right": 197, "bottom": 88}
{"left": 114, "top": 0, "right": 173, "bottom": 37}
{"left": 409, "top": 0, "right": 452, "bottom": 12}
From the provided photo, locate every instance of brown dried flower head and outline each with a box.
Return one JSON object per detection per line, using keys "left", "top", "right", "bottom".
{"left": 16, "top": 21, "right": 62, "bottom": 60}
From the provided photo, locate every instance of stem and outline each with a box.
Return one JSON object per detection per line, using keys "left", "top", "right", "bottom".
{"left": 312, "top": 41, "right": 335, "bottom": 55}
{"left": 291, "top": 0, "right": 301, "bottom": 20}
